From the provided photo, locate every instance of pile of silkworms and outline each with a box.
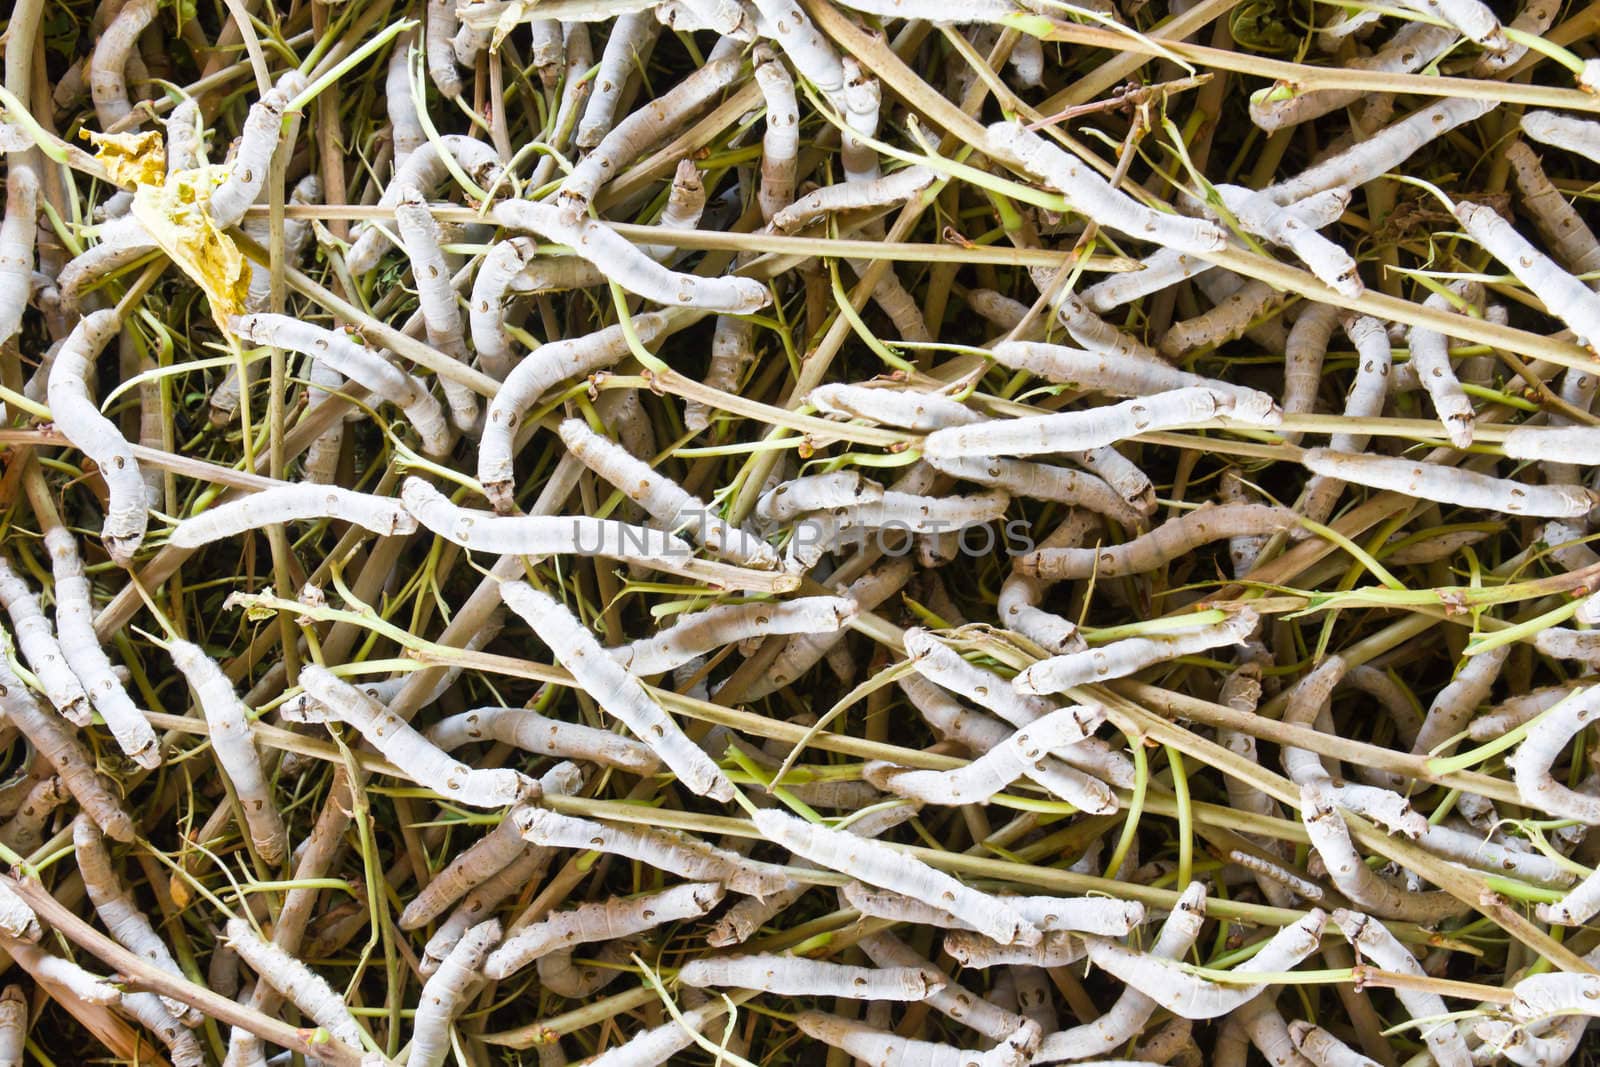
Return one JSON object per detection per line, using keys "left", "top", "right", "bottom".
{"left": 7, "top": 0, "right": 1600, "bottom": 1063}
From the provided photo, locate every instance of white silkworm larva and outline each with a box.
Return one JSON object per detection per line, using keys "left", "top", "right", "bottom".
{"left": 403, "top": 475, "right": 699, "bottom": 566}
{"left": 346, "top": 136, "right": 505, "bottom": 273}
{"left": 0, "top": 877, "right": 37, "bottom": 945}
{"left": 846, "top": 881, "right": 1145, "bottom": 936}
{"left": 769, "top": 166, "right": 939, "bottom": 233}
{"left": 929, "top": 453, "right": 1144, "bottom": 527}
{"left": 467, "top": 236, "right": 539, "bottom": 379}
{"left": 1300, "top": 780, "right": 1462, "bottom": 922}
{"left": 924, "top": 388, "right": 1270, "bottom": 461}
{"left": 559, "top": 56, "right": 743, "bottom": 212}
{"left": 1536, "top": 861, "right": 1600, "bottom": 925}
{"left": 1474, "top": 1017, "right": 1583, "bottom": 1067}
{"left": 1334, "top": 909, "right": 1472, "bottom": 1066}
{"left": 1302, "top": 448, "right": 1599, "bottom": 518}
{"left": 167, "top": 638, "right": 285, "bottom": 862}
{"left": 0, "top": 558, "right": 88, "bottom": 726}
{"left": 903, "top": 628, "right": 1055, "bottom": 730}
{"left": 232, "top": 313, "right": 450, "bottom": 456}
{"left": 499, "top": 582, "right": 733, "bottom": 800}
{"left": 409, "top": 919, "right": 499, "bottom": 1067}
{"left": 1501, "top": 425, "right": 1600, "bottom": 467}
{"left": 1418, "top": 821, "right": 1572, "bottom": 887}
{"left": 754, "top": 47, "right": 798, "bottom": 222}
{"left": 638, "top": 159, "right": 706, "bottom": 262}
{"left": 47, "top": 309, "right": 147, "bottom": 565}
{"left": 679, "top": 953, "right": 944, "bottom": 999}
{"left": 1521, "top": 110, "right": 1600, "bottom": 165}
{"left": 1083, "top": 908, "right": 1326, "bottom": 1020}
{"left": 1267, "top": 97, "right": 1496, "bottom": 205}
{"left": 752, "top": 808, "right": 1042, "bottom": 946}
{"left": 796, "top": 1011, "right": 1042, "bottom": 1067}
{"left": 290, "top": 665, "right": 537, "bottom": 807}
{"left": 73, "top": 816, "right": 198, "bottom": 1025}
{"left": 225, "top": 917, "right": 365, "bottom": 1048}
{"left": 748, "top": 0, "right": 845, "bottom": 99}
{"left": 1070, "top": 447, "right": 1156, "bottom": 516}
{"left": 89, "top": 0, "right": 157, "bottom": 128}
{"left": 577, "top": 13, "right": 659, "bottom": 149}
{"left": 398, "top": 806, "right": 538, "bottom": 930}
{"left": 0, "top": 775, "right": 70, "bottom": 855}
{"left": 426, "top": 707, "right": 659, "bottom": 773}
{"left": 685, "top": 316, "right": 756, "bottom": 433}
{"left": 123, "top": 990, "right": 202, "bottom": 1064}
{"left": 208, "top": 73, "right": 306, "bottom": 228}
{"left": 1507, "top": 972, "right": 1600, "bottom": 1025}
{"left": 1159, "top": 277, "right": 1288, "bottom": 358}
{"left": 754, "top": 471, "right": 884, "bottom": 525}
{"left": 386, "top": 29, "right": 424, "bottom": 166}
{"left": 558, "top": 419, "right": 777, "bottom": 568}
{"left": 860, "top": 931, "right": 1029, "bottom": 1041}
{"left": 11, "top": 940, "right": 119, "bottom": 1005}
{"left": 421, "top": 845, "right": 550, "bottom": 976}
{"left": 989, "top": 340, "right": 1279, "bottom": 419}
{"left": 478, "top": 315, "right": 669, "bottom": 508}
{"left": 788, "top": 489, "right": 1008, "bottom": 565}
{"left": 493, "top": 200, "right": 767, "bottom": 314}
{"left": 613, "top": 597, "right": 854, "bottom": 676}
{"left": 426, "top": 0, "right": 464, "bottom": 98}
{"left": 300, "top": 353, "right": 346, "bottom": 485}
{"left": 865, "top": 704, "right": 1106, "bottom": 805}
{"left": 1412, "top": 644, "right": 1509, "bottom": 758}
{"left": 581, "top": 1001, "right": 731, "bottom": 1067}
{"left": 1288, "top": 1021, "right": 1383, "bottom": 1067}
{"left": 988, "top": 121, "right": 1225, "bottom": 254}
{"left": 1508, "top": 686, "right": 1600, "bottom": 821}
{"left": 1455, "top": 199, "right": 1600, "bottom": 347}
{"left": 1218, "top": 184, "right": 1360, "bottom": 295}
{"left": 1508, "top": 140, "right": 1600, "bottom": 279}
{"left": 394, "top": 186, "right": 480, "bottom": 434}
{"left": 170, "top": 484, "right": 416, "bottom": 548}
{"left": 484, "top": 881, "right": 722, "bottom": 979}
{"left": 997, "top": 517, "right": 1092, "bottom": 655}
{"left": 1016, "top": 504, "right": 1298, "bottom": 580}
{"left": 1015, "top": 609, "right": 1258, "bottom": 694}
{"left": 808, "top": 382, "right": 981, "bottom": 431}
{"left": 1250, "top": 23, "right": 1457, "bottom": 134}
{"left": 1040, "top": 288, "right": 1164, "bottom": 364}
{"left": 0, "top": 163, "right": 37, "bottom": 348}
{"left": 515, "top": 807, "right": 789, "bottom": 897}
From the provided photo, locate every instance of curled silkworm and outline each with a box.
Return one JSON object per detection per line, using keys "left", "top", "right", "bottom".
{"left": 1333, "top": 909, "right": 1472, "bottom": 1065}
{"left": 225, "top": 917, "right": 365, "bottom": 1048}
{"left": 613, "top": 597, "right": 854, "bottom": 676}
{"left": 499, "top": 581, "right": 734, "bottom": 800}
{"left": 493, "top": 200, "right": 768, "bottom": 314}
{"left": 0, "top": 558, "right": 88, "bottom": 725}
{"left": 1015, "top": 609, "right": 1258, "bottom": 694}
{"left": 559, "top": 419, "right": 778, "bottom": 567}
{"left": 48, "top": 310, "right": 147, "bottom": 564}
{"left": 514, "top": 807, "right": 790, "bottom": 896}
{"left": 1083, "top": 908, "right": 1326, "bottom": 1020}
{"left": 167, "top": 639, "right": 285, "bottom": 863}
{"left": 232, "top": 313, "right": 451, "bottom": 455}
{"left": 478, "top": 315, "right": 670, "bottom": 509}
{"left": 1016, "top": 504, "right": 1298, "bottom": 579}
{"left": 1508, "top": 686, "right": 1600, "bottom": 821}
{"left": 796, "top": 1011, "right": 1042, "bottom": 1067}
{"left": 208, "top": 72, "right": 306, "bottom": 228}
{"left": 171, "top": 484, "right": 416, "bottom": 548}
{"left": 394, "top": 186, "right": 480, "bottom": 434}
{"left": 808, "top": 382, "right": 981, "bottom": 431}
{"left": 484, "top": 881, "right": 722, "bottom": 979}
{"left": 770, "top": 166, "right": 939, "bottom": 233}
{"left": 988, "top": 122, "right": 1225, "bottom": 254}
{"left": 1455, "top": 199, "right": 1600, "bottom": 347}
{"left": 1506, "top": 971, "right": 1600, "bottom": 1024}
{"left": 1302, "top": 448, "right": 1600, "bottom": 518}
{"left": 426, "top": 708, "right": 659, "bottom": 772}
{"left": 924, "top": 388, "right": 1274, "bottom": 461}
{"left": 289, "top": 665, "right": 538, "bottom": 807}
{"left": 752, "top": 808, "right": 1042, "bottom": 946}
{"left": 865, "top": 704, "right": 1106, "bottom": 805}
{"left": 678, "top": 954, "right": 944, "bottom": 998}
{"left": 0, "top": 775, "right": 70, "bottom": 855}
{"left": 346, "top": 136, "right": 505, "bottom": 273}
{"left": 1300, "top": 780, "right": 1463, "bottom": 922}
{"left": 410, "top": 919, "right": 499, "bottom": 1067}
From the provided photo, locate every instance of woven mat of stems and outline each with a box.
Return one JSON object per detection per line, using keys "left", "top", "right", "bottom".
{"left": 7, "top": 0, "right": 1600, "bottom": 1063}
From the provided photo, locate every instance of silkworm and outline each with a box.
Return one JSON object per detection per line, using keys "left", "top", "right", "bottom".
{"left": 903, "top": 628, "right": 1055, "bottom": 729}
{"left": 290, "top": 664, "right": 537, "bottom": 807}
{"left": 466, "top": 236, "right": 539, "bottom": 380}
{"left": 924, "top": 388, "right": 1269, "bottom": 462}
{"left": 1474, "top": 1017, "right": 1584, "bottom": 1067}
{"left": 498, "top": 581, "right": 733, "bottom": 799}
{"left": 0, "top": 163, "right": 37, "bottom": 349}
{"left": 558, "top": 56, "right": 743, "bottom": 213}
{"left": 1016, "top": 504, "right": 1298, "bottom": 580}
{"left": 1015, "top": 609, "right": 1258, "bottom": 694}
{"left": 399, "top": 805, "right": 540, "bottom": 931}
{"left": 0, "top": 985, "right": 23, "bottom": 1065}
{"left": 678, "top": 953, "right": 945, "bottom": 999}
{"left": 0, "top": 558, "right": 88, "bottom": 726}
{"left": 47, "top": 310, "right": 147, "bottom": 565}
{"left": 1300, "top": 780, "right": 1462, "bottom": 922}
{"left": 232, "top": 312, "right": 451, "bottom": 455}
{"left": 483, "top": 881, "right": 721, "bottom": 980}
{"left": 988, "top": 122, "right": 1225, "bottom": 254}
{"left": 685, "top": 316, "right": 756, "bottom": 433}
{"left": 225, "top": 917, "right": 365, "bottom": 1048}
{"left": 1419, "top": 821, "right": 1573, "bottom": 887}
{"left": 208, "top": 73, "right": 306, "bottom": 228}
{"left": 859, "top": 932, "right": 1030, "bottom": 1042}
{"left": 576, "top": 13, "right": 659, "bottom": 149}
{"left": 394, "top": 186, "right": 480, "bottom": 434}
{"left": 796, "top": 1011, "right": 1042, "bottom": 1067}
{"left": 73, "top": 816, "right": 198, "bottom": 1025}
{"left": 988, "top": 341, "right": 1276, "bottom": 421}
{"left": 1333, "top": 909, "right": 1472, "bottom": 1066}
{"left": 514, "top": 808, "right": 790, "bottom": 896}
{"left": 770, "top": 166, "right": 939, "bottom": 233}
{"left": 0, "top": 775, "right": 70, "bottom": 855}
{"left": 754, "top": 471, "right": 885, "bottom": 525}
{"left": 426, "top": 707, "right": 659, "bottom": 774}
{"left": 1219, "top": 184, "right": 1361, "bottom": 294}
{"left": 1288, "top": 1021, "right": 1384, "bottom": 1067}
{"left": 478, "top": 316, "right": 669, "bottom": 508}
{"left": 170, "top": 484, "right": 416, "bottom": 549}
{"left": 847, "top": 881, "right": 1144, "bottom": 937}
{"left": 752, "top": 808, "right": 1042, "bottom": 946}
{"left": 581, "top": 1000, "right": 732, "bottom": 1067}
{"left": 1412, "top": 644, "right": 1508, "bottom": 758}
{"left": 928, "top": 454, "right": 1144, "bottom": 527}
{"left": 11, "top": 940, "right": 119, "bottom": 1005}
{"left": 753, "top": 47, "right": 798, "bottom": 222}
{"left": 1249, "top": 23, "right": 1458, "bottom": 134}
{"left": 421, "top": 845, "right": 552, "bottom": 976}
{"left": 1161, "top": 276, "right": 1291, "bottom": 358}
{"left": 167, "top": 638, "right": 285, "bottom": 862}
{"left": 1507, "top": 972, "right": 1600, "bottom": 1025}
{"left": 787, "top": 488, "right": 1009, "bottom": 568}
{"left": 1455, "top": 200, "right": 1600, "bottom": 347}
{"left": 865, "top": 704, "right": 1106, "bottom": 805}
{"left": 808, "top": 382, "right": 981, "bottom": 431}
{"left": 1507, "top": 686, "right": 1600, "bottom": 821}
{"left": 1302, "top": 448, "right": 1600, "bottom": 518}
{"left": 997, "top": 515, "right": 1094, "bottom": 655}
{"left": 1037, "top": 288, "right": 1164, "bottom": 363}
{"left": 613, "top": 597, "right": 854, "bottom": 676}
{"left": 410, "top": 919, "right": 499, "bottom": 1067}
{"left": 89, "top": 0, "right": 158, "bottom": 129}
{"left": 0, "top": 876, "right": 36, "bottom": 947}
{"left": 1507, "top": 140, "right": 1600, "bottom": 280}
{"left": 1083, "top": 908, "right": 1326, "bottom": 1020}
{"left": 385, "top": 29, "right": 425, "bottom": 166}
{"left": 343, "top": 139, "right": 506, "bottom": 275}
{"left": 1520, "top": 110, "right": 1600, "bottom": 166}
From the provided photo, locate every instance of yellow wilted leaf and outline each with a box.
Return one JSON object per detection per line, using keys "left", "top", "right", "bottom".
{"left": 130, "top": 165, "right": 250, "bottom": 329}
{"left": 80, "top": 128, "right": 166, "bottom": 187}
